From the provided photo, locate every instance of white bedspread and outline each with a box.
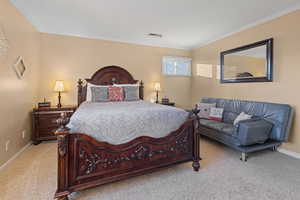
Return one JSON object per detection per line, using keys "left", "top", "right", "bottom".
{"left": 67, "top": 101, "right": 189, "bottom": 144}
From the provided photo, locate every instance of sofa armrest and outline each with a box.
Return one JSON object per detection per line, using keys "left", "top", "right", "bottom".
{"left": 235, "top": 119, "right": 273, "bottom": 146}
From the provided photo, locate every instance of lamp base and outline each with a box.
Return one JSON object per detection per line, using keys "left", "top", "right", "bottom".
{"left": 57, "top": 91, "right": 62, "bottom": 108}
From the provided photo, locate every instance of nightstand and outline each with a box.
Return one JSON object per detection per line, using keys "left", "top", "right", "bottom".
{"left": 159, "top": 102, "right": 175, "bottom": 106}
{"left": 32, "top": 106, "right": 76, "bottom": 145}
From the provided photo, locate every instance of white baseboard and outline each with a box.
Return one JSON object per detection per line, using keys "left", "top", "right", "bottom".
{"left": 278, "top": 148, "right": 300, "bottom": 160}
{"left": 0, "top": 142, "right": 32, "bottom": 171}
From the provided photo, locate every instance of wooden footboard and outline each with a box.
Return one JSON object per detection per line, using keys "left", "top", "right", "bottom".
{"left": 54, "top": 114, "right": 200, "bottom": 200}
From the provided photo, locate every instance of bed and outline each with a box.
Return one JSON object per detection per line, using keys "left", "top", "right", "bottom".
{"left": 54, "top": 66, "right": 200, "bottom": 200}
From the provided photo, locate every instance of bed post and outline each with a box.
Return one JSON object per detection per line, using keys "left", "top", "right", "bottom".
{"left": 54, "top": 113, "right": 70, "bottom": 200}
{"left": 78, "top": 79, "right": 83, "bottom": 107}
{"left": 139, "top": 80, "right": 144, "bottom": 100}
{"left": 191, "top": 104, "right": 200, "bottom": 171}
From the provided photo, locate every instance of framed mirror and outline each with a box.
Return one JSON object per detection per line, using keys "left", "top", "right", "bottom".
{"left": 220, "top": 38, "right": 273, "bottom": 83}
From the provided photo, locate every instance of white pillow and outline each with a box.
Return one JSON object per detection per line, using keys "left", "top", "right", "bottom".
{"left": 86, "top": 83, "right": 108, "bottom": 101}
{"left": 113, "top": 83, "right": 139, "bottom": 87}
{"left": 208, "top": 107, "right": 224, "bottom": 121}
{"left": 233, "top": 112, "right": 252, "bottom": 125}
{"left": 196, "top": 103, "right": 216, "bottom": 119}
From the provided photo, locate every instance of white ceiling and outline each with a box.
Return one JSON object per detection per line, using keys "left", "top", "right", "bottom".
{"left": 10, "top": 0, "right": 300, "bottom": 50}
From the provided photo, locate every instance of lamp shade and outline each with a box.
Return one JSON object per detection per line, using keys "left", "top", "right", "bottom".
{"left": 154, "top": 82, "right": 161, "bottom": 91}
{"left": 54, "top": 80, "right": 65, "bottom": 92}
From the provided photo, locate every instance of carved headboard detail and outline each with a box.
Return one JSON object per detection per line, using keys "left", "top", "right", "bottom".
{"left": 77, "top": 66, "right": 144, "bottom": 106}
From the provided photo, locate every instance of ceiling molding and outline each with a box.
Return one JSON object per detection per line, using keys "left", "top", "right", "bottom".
{"left": 190, "top": 4, "right": 300, "bottom": 50}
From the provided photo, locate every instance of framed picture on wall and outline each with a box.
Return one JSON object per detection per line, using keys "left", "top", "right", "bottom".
{"left": 13, "top": 56, "right": 26, "bottom": 79}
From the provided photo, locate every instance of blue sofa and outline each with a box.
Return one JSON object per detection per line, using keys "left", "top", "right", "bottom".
{"left": 198, "top": 98, "right": 294, "bottom": 161}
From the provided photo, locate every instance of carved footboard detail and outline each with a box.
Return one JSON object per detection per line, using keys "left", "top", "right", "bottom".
{"left": 78, "top": 139, "right": 189, "bottom": 175}
{"left": 54, "top": 114, "right": 199, "bottom": 199}
{"left": 68, "top": 121, "right": 194, "bottom": 188}
{"left": 76, "top": 131, "right": 191, "bottom": 177}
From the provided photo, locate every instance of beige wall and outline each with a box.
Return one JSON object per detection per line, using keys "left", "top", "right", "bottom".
{"left": 191, "top": 10, "right": 300, "bottom": 153}
{"left": 38, "top": 33, "right": 192, "bottom": 109}
{"left": 0, "top": 0, "right": 40, "bottom": 166}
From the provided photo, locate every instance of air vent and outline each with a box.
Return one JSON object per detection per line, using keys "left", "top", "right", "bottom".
{"left": 148, "top": 33, "right": 163, "bottom": 38}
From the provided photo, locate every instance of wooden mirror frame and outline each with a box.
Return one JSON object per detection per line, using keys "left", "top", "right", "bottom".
{"left": 220, "top": 38, "right": 273, "bottom": 83}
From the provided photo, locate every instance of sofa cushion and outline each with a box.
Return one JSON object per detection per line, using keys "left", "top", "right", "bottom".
{"left": 199, "top": 125, "right": 242, "bottom": 146}
{"left": 200, "top": 119, "right": 235, "bottom": 136}
{"left": 237, "top": 119, "right": 273, "bottom": 146}
{"left": 223, "top": 111, "right": 239, "bottom": 124}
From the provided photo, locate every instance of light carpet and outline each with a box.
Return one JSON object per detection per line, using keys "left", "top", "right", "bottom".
{"left": 1, "top": 138, "right": 300, "bottom": 200}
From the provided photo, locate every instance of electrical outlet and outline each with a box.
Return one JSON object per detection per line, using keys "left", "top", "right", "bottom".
{"left": 5, "top": 140, "right": 10, "bottom": 152}
{"left": 22, "top": 130, "right": 26, "bottom": 139}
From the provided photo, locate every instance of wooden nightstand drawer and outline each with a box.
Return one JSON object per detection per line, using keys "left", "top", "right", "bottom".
{"left": 36, "top": 112, "right": 73, "bottom": 128}
{"left": 32, "top": 106, "right": 76, "bottom": 145}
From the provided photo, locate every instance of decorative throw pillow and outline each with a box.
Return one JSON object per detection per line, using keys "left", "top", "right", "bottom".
{"left": 91, "top": 87, "right": 108, "bottom": 102}
{"left": 196, "top": 103, "right": 216, "bottom": 119}
{"left": 233, "top": 112, "right": 252, "bottom": 125}
{"left": 108, "top": 86, "right": 124, "bottom": 101}
{"left": 123, "top": 86, "right": 139, "bottom": 101}
{"left": 86, "top": 83, "right": 108, "bottom": 101}
{"left": 208, "top": 107, "right": 224, "bottom": 121}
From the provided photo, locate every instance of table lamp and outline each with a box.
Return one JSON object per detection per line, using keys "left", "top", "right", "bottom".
{"left": 54, "top": 80, "right": 65, "bottom": 108}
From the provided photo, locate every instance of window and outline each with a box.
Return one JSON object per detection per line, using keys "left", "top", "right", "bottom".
{"left": 162, "top": 56, "right": 192, "bottom": 76}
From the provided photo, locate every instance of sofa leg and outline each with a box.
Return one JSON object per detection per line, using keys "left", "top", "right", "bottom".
{"left": 272, "top": 146, "right": 278, "bottom": 152}
{"left": 240, "top": 152, "right": 248, "bottom": 162}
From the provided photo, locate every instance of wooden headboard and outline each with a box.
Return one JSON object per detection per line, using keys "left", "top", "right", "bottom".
{"left": 77, "top": 66, "right": 144, "bottom": 106}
